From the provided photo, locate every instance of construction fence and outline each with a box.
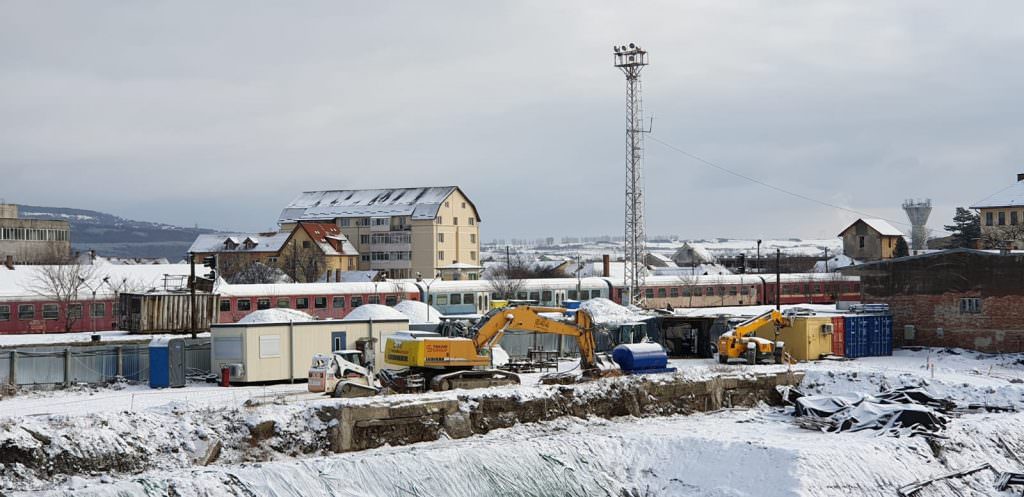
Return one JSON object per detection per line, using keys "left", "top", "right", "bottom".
{"left": 0, "top": 338, "right": 211, "bottom": 387}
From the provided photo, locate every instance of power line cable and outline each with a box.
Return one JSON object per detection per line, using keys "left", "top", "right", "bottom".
{"left": 647, "top": 134, "right": 933, "bottom": 233}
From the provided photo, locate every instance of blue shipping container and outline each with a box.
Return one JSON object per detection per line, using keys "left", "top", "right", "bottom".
{"left": 843, "top": 314, "right": 893, "bottom": 358}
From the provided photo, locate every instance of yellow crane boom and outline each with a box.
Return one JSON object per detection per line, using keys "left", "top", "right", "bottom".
{"left": 717, "top": 309, "right": 791, "bottom": 364}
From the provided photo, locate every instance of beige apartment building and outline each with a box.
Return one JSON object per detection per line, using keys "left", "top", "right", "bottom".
{"left": 971, "top": 173, "right": 1024, "bottom": 249}
{"left": 278, "top": 186, "right": 482, "bottom": 280}
{"left": 0, "top": 204, "right": 71, "bottom": 264}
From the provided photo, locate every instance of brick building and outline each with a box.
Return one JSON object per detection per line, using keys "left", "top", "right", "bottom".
{"left": 278, "top": 186, "right": 481, "bottom": 280}
{"left": 841, "top": 249, "right": 1024, "bottom": 353}
{"left": 0, "top": 204, "right": 71, "bottom": 264}
{"left": 189, "top": 222, "right": 358, "bottom": 282}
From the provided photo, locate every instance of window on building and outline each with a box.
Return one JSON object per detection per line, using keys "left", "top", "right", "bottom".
{"left": 68, "top": 304, "right": 83, "bottom": 319}
{"left": 858, "top": 236, "right": 865, "bottom": 248}
{"left": 18, "top": 304, "right": 34, "bottom": 320}
{"left": 296, "top": 297, "right": 309, "bottom": 309}
{"left": 1013, "top": 211, "right": 1019, "bottom": 226}
{"left": 42, "top": 304, "right": 58, "bottom": 320}
{"left": 437, "top": 251, "right": 444, "bottom": 261}
{"left": 470, "top": 234, "right": 476, "bottom": 243}
{"left": 986, "top": 212, "right": 994, "bottom": 226}
{"left": 361, "top": 254, "right": 370, "bottom": 262}
{"left": 445, "top": 201, "right": 450, "bottom": 207}
{"left": 220, "top": 299, "right": 231, "bottom": 312}
{"left": 90, "top": 303, "right": 105, "bottom": 318}
{"left": 959, "top": 297, "right": 982, "bottom": 314}
{"left": 385, "top": 296, "right": 398, "bottom": 306}
{"left": 469, "top": 218, "right": 475, "bottom": 226}
{"left": 340, "top": 218, "right": 350, "bottom": 227}
{"left": 435, "top": 216, "right": 442, "bottom": 224}
{"left": 315, "top": 297, "right": 328, "bottom": 309}
{"left": 469, "top": 272, "right": 478, "bottom": 280}
{"left": 276, "top": 297, "right": 290, "bottom": 308}
{"left": 360, "top": 235, "right": 369, "bottom": 244}
{"left": 438, "top": 233, "right": 445, "bottom": 243}
{"left": 267, "top": 256, "right": 278, "bottom": 265}
{"left": 351, "top": 296, "right": 363, "bottom": 308}
{"left": 461, "top": 202, "right": 466, "bottom": 208}
{"left": 0, "top": 305, "right": 9, "bottom": 321}
{"left": 470, "top": 251, "right": 476, "bottom": 261}
{"left": 999, "top": 211, "right": 1006, "bottom": 226}
{"left": 302, "top": 240, "right": 312, "bottom": 249}
{"left": 237, "top": 299, "right": 252, "bottom": 311}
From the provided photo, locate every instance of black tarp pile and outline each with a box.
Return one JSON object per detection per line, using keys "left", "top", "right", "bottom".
{"left": 780, "top": 386, "right": 950, "bottom": 435}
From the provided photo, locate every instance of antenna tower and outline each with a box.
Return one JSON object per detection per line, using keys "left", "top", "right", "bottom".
{"left": 902, "top": 199, "right": 932, "bottom": 251}
{"left": 613, "top": 42, "right": 649, "bottom": 306}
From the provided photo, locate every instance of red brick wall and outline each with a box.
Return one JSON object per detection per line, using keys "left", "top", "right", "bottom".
{"left": 879, "top": 293, "right": 1024, "bottom": 353}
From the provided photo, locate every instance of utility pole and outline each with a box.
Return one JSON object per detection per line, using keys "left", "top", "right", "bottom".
{"left": 189, "top": 252, "right": 197, "bottom": 338}
{"left": 775, "top": 249, "right": 781, "bottom": 311}
{"left": 613, "top": 42, "right": 649, "bottom": 307}
{"left": 756, "top": 239, "right": 762, "bottom": 274}
{"left": 824, "top": 247, "right": 829, "bottom": 272}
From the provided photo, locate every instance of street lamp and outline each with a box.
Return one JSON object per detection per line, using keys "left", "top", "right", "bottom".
{"left": 756, "top": 240, "right": 762, "bottom": 274}
{"left": 419, "top": 272, "right": 442, "bottom": 323}
{"left": 79, "top": 276, "right": 99, "bottom": 333}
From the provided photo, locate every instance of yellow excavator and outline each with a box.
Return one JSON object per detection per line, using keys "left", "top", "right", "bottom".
{"left": 384, "top": 305, "right": 618, "bottom": 391}
{"left": 717, "top": 309, "right": 791, "bottom": 364}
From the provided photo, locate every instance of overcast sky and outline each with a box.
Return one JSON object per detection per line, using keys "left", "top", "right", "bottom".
{"left": 2, "top": 1, "right": 1022, "bottom": 241}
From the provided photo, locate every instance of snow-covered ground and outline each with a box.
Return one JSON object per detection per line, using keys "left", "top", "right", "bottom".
{"left": 5, "top": 348, "right": 1024, "bottom": 496}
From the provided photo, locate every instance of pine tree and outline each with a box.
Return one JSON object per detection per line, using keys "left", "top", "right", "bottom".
{"left": 943, "top": 207, "right": 980, "bottom": 248}
{"left": 894, "top": 237, "right": 909, "bottom": 257}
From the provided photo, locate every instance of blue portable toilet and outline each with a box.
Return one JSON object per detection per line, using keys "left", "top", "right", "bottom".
{"left": 149, "top": 337, "right": 186, "bottom": 388}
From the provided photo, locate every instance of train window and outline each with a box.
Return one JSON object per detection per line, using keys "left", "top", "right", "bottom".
{"left": 568, "top": 290, "right": 578, "bottom": 300}
{"left": 670, "top": 287, "right": 679, "bottom": 297}
{"left": 90, "top": 303, "right": 105, "bottom": 318}
{"left": 436, "top": 295, "right": 448, "bottom": 305}
{"left": 542, "top": 291, "right": 552, "bottom": 302}
{"left": 717, "top": 287, "right": 726, "bottom": 296}
{"left": 516, "top": 292, "right": 527, "bottom": 300}
{"left": 682, "top": 287, "right": 690, "bottom": 297}
{"left": 491, "top": 292, "right": 500, "bottom": 300}
{"left": 257, "top": 298, "right": 271, "bottom": 310}
{"left": 237, "top": 299, "right": 252, "bottom": 311}
{"left": 368, "top": 295, "right": 380, "bottom": 304}
{"left": 740, "top": 286, "right": 750, "bottom": 295}
{"left": 352, "top": 296, "right": 363, "bottom": 308}
{"left": 333, "top": 296, "right": 346, "bottom": 308}
{"left": 68, "top": 304, "right": 82, "bottom": 319}
{"left": 657, "top": 288, "right": 666, "bottom": 298}
{"left": 464, "top": 293, "right": 473, "bottom": 304}
{"left": 0, "top": 305, "right": 8, "bottom": 321}
{"left": 645, "top": 288, "right": 654, "bottom": 299}
{"left": 814, "top": 284, "right": 821, "bottom": 293}
{"left": 706, "top": 287, "right": 714, "bottom": 296}
{"left": 315, "top": 297, "right": 328, "bottom": 309}
{"left": 276, "top": 297, "right": 290, "bottom": 308}
{"left": 43, "top": 304, "right": 58, "bottom": 320}
{"left": 296, "top": 298, "right": 309, "bottom": 309}
{"left": 728, "top": 287, "right": 738, "bottom": 296}
{"left": 450, "top": 294, "right": 462, "bottom": 305}
{"left": 529, "top": 292, "right": 541, "bottom": 302}
{"left": 220, "top": 300, "right": 231, "bottom": 312}
{"left": 385, "top": 296, "right": 398, "bottom": 306}
{"left": 18, "top": 304, "right": 34, "bottom": 320}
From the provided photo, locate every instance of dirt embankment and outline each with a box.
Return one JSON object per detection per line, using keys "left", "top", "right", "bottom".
{"left": 0, "top": 372, "right": 801, "bottom": 492}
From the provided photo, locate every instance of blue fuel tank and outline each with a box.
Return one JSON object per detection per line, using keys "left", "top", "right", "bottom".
{"left": 612, "top": 343, "right": 669, "bottom": 371}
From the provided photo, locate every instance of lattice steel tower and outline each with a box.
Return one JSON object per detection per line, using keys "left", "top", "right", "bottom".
{"left": 902, "top": 199, "right": 932, "bottom": 251}
{"left": 613, "top": 43, "right": 649, "bottom": 306}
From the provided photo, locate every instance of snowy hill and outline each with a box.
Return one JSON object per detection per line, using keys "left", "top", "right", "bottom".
{"left": 18, "top": 205, "right": 219, "bottom": 261}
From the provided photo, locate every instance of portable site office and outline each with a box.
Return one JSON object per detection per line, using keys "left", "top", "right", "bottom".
{"left": 210, "top": 317, "right": 409, "bottom": 384}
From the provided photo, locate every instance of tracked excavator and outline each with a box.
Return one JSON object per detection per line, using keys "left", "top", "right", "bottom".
{"left": 383, "top": 305, "right": 619, "bottom": 391}
{"left": 717, "top": 309, "right": 791, "bottom": 364}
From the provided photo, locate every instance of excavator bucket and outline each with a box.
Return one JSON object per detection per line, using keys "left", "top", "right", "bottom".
{"left": 585, "top": 352, "right": 622, "bottom": 378}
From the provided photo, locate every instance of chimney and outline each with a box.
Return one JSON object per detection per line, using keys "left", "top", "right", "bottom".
{"left": 3, "top": 255, "right": 13, "bottom": 270}
{"left": 1017, "top": 173, "right": 1024, "bottom": 182}
{"left": 602, "top": 254, "right": 610, "bottom": 277}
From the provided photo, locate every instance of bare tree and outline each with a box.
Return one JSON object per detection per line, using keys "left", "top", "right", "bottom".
{"left": 485, "top": 265, "right": 526, "bottom": 300}
{"left": 232, "top": 261, "right": 283, "bottom": 284}
{"left": 983, "top": 225, "right": 1024, "bottom": 250}
{"left": 676, "top": 271, "right": 698, "bottom": 308}
{"left": 279, "top": 242, "right": 327, "bottom": 283}
{"left": 26, "top": 260, "right": 97, "bottom": 332}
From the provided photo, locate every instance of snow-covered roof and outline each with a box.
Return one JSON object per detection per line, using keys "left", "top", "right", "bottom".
{"left": 299, "top": 222, "right": 357, "bottom": 256}
{"left": 671, "top": 243, "right": 716, "bottom": 263}
{"left": 279, "top": 186, "right": 474, "bottom": 223}
{"left": 839, "top": 218, "right": 904, "bottom": 237}
{"left": 189, "top": 232, "right": 292, "bottom": 254}
{"left": 0, "top": 263, "right": 194, "bottom": 300}
{"left": 812, "top": 254, "right": 860, "bottom": 272}
{"left": 970, "top": 179, "right": 1024, "bottom": 209}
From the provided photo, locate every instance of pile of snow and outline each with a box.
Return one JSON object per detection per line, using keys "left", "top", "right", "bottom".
{"left": 236, "top": 308, "right": 314, "bottom": 324}
{"left": 579, "top": 298, "right": 646, "bottom": 326}
{"left": 393, "top": 300, "right": 443, "bottom": 324}
{"left": 343, "top": 304, "right": 408, "bottom": 322}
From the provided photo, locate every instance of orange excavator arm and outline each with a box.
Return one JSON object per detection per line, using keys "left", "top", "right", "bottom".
{"left": 471, "top": 306, "right": 602, "bottom": 370}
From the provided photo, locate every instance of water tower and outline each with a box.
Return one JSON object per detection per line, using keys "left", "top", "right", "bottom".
{"left": 902, "top": 199, "right": 932, "bottom": 251}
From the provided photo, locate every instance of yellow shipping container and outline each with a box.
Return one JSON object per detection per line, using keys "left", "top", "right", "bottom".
{"left": 754, "top": 315, "right": 835, "bottom": 362}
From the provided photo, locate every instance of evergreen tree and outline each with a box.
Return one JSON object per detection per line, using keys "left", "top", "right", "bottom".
{"left": 894, "top": 237, "right": 909, "bottom": 257}
{"left": 943, "top": 207, "right": 980, "bottom": 248}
